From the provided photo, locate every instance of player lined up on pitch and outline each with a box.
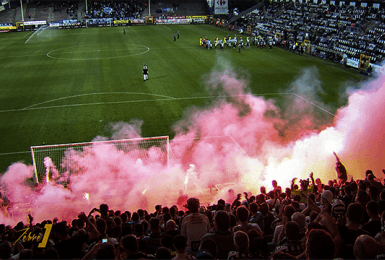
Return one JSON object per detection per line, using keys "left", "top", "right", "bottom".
{"left": 199, "top": 34, "right": 278, "bottom": 51}
{"left": 142, "top": 65, "right": 148, "bottom": 81}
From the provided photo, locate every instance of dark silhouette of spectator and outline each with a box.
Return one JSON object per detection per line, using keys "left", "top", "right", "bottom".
{"left": 201, "top": 210, "right": 236, "bottom": 259}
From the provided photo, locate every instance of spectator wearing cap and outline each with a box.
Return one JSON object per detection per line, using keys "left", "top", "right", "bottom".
{"left": 354, "top": 234, "right": 379, "bottom": 260}
{"left": 307, "top": 190, "right": 333, "bottom": 214}
{"left": 201, "top": 210, "right": 236, "bottom": 259}
{"left": 331, "top": 199, "right": 346, "bottom": 224}
{"left": 180, "top": 198, "right": 211, "bottom": 255}
{"left": 362, "top": 200, "right": 381, "bottom": 237}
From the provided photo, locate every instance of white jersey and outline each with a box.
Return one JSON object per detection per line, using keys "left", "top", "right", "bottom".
{"left": 180, "top": 213, "right": 211, "bottom": 253}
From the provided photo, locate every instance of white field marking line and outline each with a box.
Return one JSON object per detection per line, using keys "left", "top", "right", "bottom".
{"left": 46, "top": 45, "right": 150, "bottom": 60}
{"left": 22, "top": 92, "right": 176, "bottom": 110}
{"left": 24, "top": 31, "right": 34, "bottom": 38}
{"left": 0, "top": 151, "right": 30, "bottom": 156}
{"left": 162, "top": 25, "right": 172, "bottom": 30}
{"left": 50, "top": 47, "right": 146, "bottom": 55}
{"left": 292, "top": 93, "right": 338, "bottom": 119}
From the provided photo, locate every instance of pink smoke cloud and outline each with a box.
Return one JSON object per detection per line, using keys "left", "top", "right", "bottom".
{"left": 1, "top": 65, "right": 384, "bottom": 226}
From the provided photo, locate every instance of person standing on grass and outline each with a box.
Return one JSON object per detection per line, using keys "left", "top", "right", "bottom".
{"left": 123, "top": 27, "right": 125, "bottom": 34}
{"left": 142, "top": 65, "right": 148, "bottom": 81}
{"left": 174, "top": 34, "right": 176, "bottom": 42}
{"left": 177, "top": 31, "right": 179, "bottom": 39}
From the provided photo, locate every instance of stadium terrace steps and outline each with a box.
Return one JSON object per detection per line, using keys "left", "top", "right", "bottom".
{"left": 0, "top": 8, "right": 16, "bottom": 24}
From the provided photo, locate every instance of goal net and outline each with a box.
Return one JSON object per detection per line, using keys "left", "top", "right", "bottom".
{"left": 30, "top": 136, "right": 170, "bottom": 183}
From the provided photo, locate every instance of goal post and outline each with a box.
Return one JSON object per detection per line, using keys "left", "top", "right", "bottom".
{"left": 30, "top": 136, "right": 170, "bottom": 184}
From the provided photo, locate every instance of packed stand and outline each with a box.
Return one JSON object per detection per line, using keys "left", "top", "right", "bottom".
{"left": 85, "top": 0, "right": 144, "bottom": 20}
{"left": 233, "top": 1, "right": 385, "bottom": 66}
{"left": 2, "top": 157, "right": 385, "bottom": 259}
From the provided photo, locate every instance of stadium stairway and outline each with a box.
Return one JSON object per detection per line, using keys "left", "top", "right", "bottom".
{"left": 229, "top": 0, "right": 265, "bottom": 24}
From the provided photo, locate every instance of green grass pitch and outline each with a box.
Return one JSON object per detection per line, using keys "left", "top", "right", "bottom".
{"left": 0, "top": 24, "right": 364, "bottom": 173}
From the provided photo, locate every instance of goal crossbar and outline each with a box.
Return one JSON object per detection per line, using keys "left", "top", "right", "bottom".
{"left": 30, "top": 136, "right": 170, "bottom": 183}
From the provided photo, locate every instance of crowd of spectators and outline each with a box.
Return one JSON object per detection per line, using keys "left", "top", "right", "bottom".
{"left": 2, "top": 161, "right": 385, "bottom": 259}
{"left": 233, "top": 1, "right": 385, "bottom": 65}
{"left": 85, "top": 0, "right": 144, "bottom": 20}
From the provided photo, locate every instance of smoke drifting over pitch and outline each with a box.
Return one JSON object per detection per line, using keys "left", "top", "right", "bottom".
{"left": 1, "top": 65, "right": 385, "bottom": 225}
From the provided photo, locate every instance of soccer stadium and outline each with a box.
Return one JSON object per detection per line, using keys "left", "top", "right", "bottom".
{"left": 1, "top": 0, "right": 385, "bottom": 258}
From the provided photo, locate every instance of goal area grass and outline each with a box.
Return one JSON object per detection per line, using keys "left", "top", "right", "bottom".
{"left": 0, "top": 24, "right": 364, "bottom": 174}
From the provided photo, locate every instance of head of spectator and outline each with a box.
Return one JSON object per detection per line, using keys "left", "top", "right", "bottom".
{"left": 291, "top": 212, "right": 306, "bottom": 230}
{"left": 285, "top": 221, "right": 300, "bottom": 241}
{"left": 305, "top": 229, "right": 334, "bottom": 259}
{"left": 332, "top": 199, "right": 346, "bottom": 221}
{"left": 270, "top": 251, "right": 297, "bottom": 259}
{"left": 214, "top": 210, "right": 230, "bottom": 232}
{"left": 284, "top": 205, "right": 295, "bottom": 219}
{"left": 236, "top": 206, "right": 249, "bottom": 223}
{"left": 300, "top": 179, "right": 310, "bottom": 191}
{"left": 95, "top": 243, "right": 116, "bottom": 260}
{"left": 121, "top": 234, "right": 139, "bottom": 255}
{"left": 291, "top": 201, "right": 300, "bottom": 211}
{"left": 356, "top": 190, "right": 368, "bottom": 206}
{"left": 260, "top": 202, "right": 269, "bottom": 216}
{"left": 96, "top": 218, "right": 107, "bottom": 236}
{"left": 161, "top": 234, "right": 173, "bottom": 250}
{"left": 137, "top": 209, "right": 145, "bottom": 220}
{"left": 256, "top": 194, "right": 266, "bottom": 204}
{"left": 321, "top": 190, "right": 333, "bottom": 206}
{"left": 272, "top": 180, "right": 278, "bottom": 189}
{"left": 249, "top": 202, "right": 259, "bottom": 216}
{"left": 155, "top": 247, "right": 171, "bottom": 259}
{"left": 285, "top": 188, "right": 292, "bottom": 198}
{"left": 233, "top": 230, "right": 249, "bottom": 250}
{"left": 131, "top": 212, "right": 139, "bottom": 223}
{"left": 44, "top": 247, "right": 59, "bottom": 259}
{"left": 293, "top": 195, "right": 301, "bottom": 203}
{"left": 366, "top": 200, "right": 380, "bottom": 219}
{"left": 368, "top": 186, "right": 379, "bottom": 200}
{"left": 165, "top": 219, "right": 176, "bottom": 232}
{"left": 346, "top": 203, "right": 365, "bottom": 227}
{"left": 198, "top": 238, "right": 218, "bottom": 258}
{"left": 121, "top": 223, "right": 132, "bottom": 237}
{"left": 149, "top": 217, "right": 161, "bottom": 234}
{"left": 18, "top": 249, "right": 33, "bottom": 259}
{"left": 100, "top": 203, "right": 109, "bottom": 218}
{"left": 187, "top": 198, "right": 200, "bottom": 213}
{"left": 0, "top": 241, "right": 12, "bottom": 259}
{"left": 229, "top": 213, "right": 237, "bottom": 230}
{"left": 132, "top": 223, "right": 143, "bottom": 238}
{"left": 354, "top": 235, "right": 379, "bottom": 260}
{"left": 173, "top": 234, "right": 187, "bottom": 253}
{"left": 120, "top": 213, "right": 128, "bottom": 224}
{"left": 260, "top": 186, "right": 266, "bottom": 194}
{"left": 163, "top": 212, "right": 172, "bottom": 224}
